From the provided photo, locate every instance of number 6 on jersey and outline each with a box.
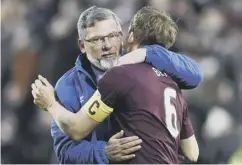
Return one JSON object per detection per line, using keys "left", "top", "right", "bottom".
{"left": 164, "top": 87, "right": 179, "bottom": 138}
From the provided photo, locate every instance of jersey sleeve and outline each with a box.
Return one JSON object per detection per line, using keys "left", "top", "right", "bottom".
{"left": 97, "top": 66, "right": 135, "bottom": 107}
{"left": 180, "top": 105, "right": 194, "bottom": 139}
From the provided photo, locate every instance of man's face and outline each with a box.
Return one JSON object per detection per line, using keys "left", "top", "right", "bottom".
{"left": 81, "top": 19, "right": 123, "bottom": 71}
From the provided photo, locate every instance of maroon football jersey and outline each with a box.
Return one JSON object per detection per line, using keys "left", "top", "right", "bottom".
{"left": 98, "top": 63, "right": 194, "bottom": 164}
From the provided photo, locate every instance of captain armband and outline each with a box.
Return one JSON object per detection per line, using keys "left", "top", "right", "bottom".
{"left": 83, "top": 90, "right": 113, "bottom": 122}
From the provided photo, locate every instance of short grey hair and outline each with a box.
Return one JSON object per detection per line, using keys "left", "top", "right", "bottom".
{"left": 77, "top": 6, "right": 122, "bottom": 40}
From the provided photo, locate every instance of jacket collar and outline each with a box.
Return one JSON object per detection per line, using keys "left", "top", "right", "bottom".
{"left": 75, "top": 54, "right": 90, "bottom": 73}
{"left": 75, "top": 53, "right": 101, "bottom": 86}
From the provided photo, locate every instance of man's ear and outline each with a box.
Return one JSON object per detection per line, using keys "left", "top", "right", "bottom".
{"left": 127, "top": 32, "right": 134, "bottom": 44}
{"left": 78, "top": 40, "right": 85, "bottom": 53}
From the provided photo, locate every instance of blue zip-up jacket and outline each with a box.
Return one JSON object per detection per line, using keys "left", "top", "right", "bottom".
{"left": 51, "top": 45, "right": 203, "bottom": 164}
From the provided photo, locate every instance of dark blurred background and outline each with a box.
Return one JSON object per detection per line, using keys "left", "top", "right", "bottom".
{"left": 1, "top": 0, "right": 242, "bottom": 163}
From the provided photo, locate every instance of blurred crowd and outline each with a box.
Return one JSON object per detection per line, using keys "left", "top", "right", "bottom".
{"left": 1, "top": 0, "right": 242, "bottom": 163}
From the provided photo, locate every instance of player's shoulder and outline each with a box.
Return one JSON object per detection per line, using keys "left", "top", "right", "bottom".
{"left": 99, "top": 65, "right": 137, "bottom": 86}
{"left": 108, "top": 64, "right": 129, "bottom": 72}
{"left": 102, "top": 64, "right": 145, "bottom": 81}
{"left": 103, "top": 65, "right": 130, "bottom": 78}
{"left": 107, "top": 63, "right": 149, "bottom": 75}
{"left": 103, "top": 63, "right": 172, "bottom": 82}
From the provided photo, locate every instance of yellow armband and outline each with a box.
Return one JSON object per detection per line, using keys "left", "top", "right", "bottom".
{"left": 83, "top": 90, "right": 113, "bottom": 122}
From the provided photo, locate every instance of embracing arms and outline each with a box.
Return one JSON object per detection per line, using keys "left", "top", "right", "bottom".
{"left": 32, "top": 75, "right": 113, "bottom": 141}
{"left": 121, "top": 45, "right": 203, "bottom": 89}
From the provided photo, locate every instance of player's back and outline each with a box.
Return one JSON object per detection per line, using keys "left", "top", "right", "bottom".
{"left": 110, "top": 63, "right": 189, "bottom": 164}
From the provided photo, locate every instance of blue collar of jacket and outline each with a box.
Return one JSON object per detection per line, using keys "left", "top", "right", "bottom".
{"left": 75, "top": 54, "right": 92, "bottom": 76}
{"left": 74, "top": 54, "right": 101, "bottom": 86}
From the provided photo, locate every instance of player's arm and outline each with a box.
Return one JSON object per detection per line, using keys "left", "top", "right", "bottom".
{"left": 32, "top": 71, "right": 127, "bottom": 141}
{"left": 47, "top": 90, "right": 113, "bottom": 141}
{"left": 119, "top": 45, "right": 203, "bottom": 89}
{"left": 180, "top": 135, "right": 199, "bottom": 162}
{"left": 47, "top": 66, "right": 131, "bottom": 141}
{"left": 180, "top": 106, "right": 199, "bottom": 162}
{"left": 51, "top": 92, "right": 109, "bottom": 164}
{"left": 32, "top": 75, "right": 113, "bottom": 141}
{"left": 31, "top": 75, "right": 113, "bottom": 141}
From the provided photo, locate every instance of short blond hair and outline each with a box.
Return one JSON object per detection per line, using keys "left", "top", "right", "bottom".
{"left": 130, "top": 6, "right": 178, "bottom": 49}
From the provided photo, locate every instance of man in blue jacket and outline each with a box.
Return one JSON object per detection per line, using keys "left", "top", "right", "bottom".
{"left": 49, "top": 6, "right": 202, "bottom": 164}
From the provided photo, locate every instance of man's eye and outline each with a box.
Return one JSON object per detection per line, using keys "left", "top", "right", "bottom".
{"left": 109, "top": 34, "right": 115, "bottom": 38}
{"left": 92, "top": 38, "right": 101, "bottom": 42}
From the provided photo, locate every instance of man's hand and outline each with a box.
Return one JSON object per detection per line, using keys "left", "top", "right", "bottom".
{"left": 31, "top": 75, "right": 56, "bottom": 110}
{"left": 105, "top": 130, "right": 142, "bottom": 162}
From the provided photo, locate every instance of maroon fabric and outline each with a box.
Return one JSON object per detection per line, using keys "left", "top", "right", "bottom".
{"left": 98, "top": 63, "right": 194, "bottom": 164}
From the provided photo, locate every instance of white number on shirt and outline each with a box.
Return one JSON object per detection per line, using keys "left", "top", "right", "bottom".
{"left": 164, "top": 87, "right": 179, "bottom": 138}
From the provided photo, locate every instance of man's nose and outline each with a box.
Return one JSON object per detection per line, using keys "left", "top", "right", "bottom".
{"left": 102, "top": 37, "right": 112, "bottom": 50}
